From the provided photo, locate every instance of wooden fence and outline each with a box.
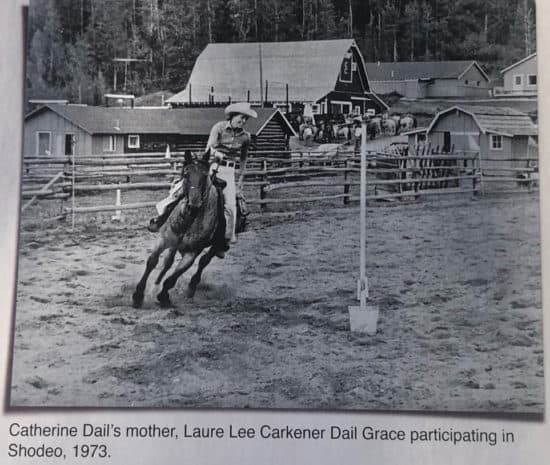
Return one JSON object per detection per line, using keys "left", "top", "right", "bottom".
{"left": 20, "top": 149, "right": 538, "bottom": 222}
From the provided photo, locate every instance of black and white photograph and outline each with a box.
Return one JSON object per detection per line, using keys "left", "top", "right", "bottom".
{"left": 8, "top": 0, "right": 543, "bottom": 413}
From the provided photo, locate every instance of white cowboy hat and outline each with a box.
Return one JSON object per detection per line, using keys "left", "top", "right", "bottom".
{"left": 224, "top": 102, "right": 258, "bottom": 118}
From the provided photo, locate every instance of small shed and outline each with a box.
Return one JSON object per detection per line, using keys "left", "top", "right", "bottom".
{"left": 23, "top": 104, "right": 296, "bottom": 157}
{"left": 496, "top": 53, "right": 537, "bottom": 97}
{"left": 365, "top": 61, "right": 490, "bottom": 99}
{"left": 405, "top": 106, "right": 538, "bottom": 171}
{"left": 167, "top": 39, "right": 388, "bottom": 116}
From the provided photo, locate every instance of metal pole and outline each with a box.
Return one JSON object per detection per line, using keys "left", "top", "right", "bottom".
{"left": 259, "top": 43, "right": 263, "bottom": 105}
{"left": 358, "top": 121, "right": 367, "bottom": 303}
{"left": 286, "top": 83, "right": 289, "bottom": 112}
{"left": 71, "top": 141, "right": 76, "bottom": 231}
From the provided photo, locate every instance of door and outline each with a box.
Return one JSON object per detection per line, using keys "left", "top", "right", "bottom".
{"left": 443, "top": 132, "right": 451, "bottom": 153}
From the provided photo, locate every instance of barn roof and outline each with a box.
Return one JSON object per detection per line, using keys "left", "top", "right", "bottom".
{"left": 25, "top": 105, "right": 296, "bottom": 136}
{"left": 167, "top": 39, "right": 365, "bottom": 104}
{"left": 428, "top": 106, "right": 538, "bottom": 137}
{"left": 365, "top": 61, "right": 489, "bottom": 82}
{"left": 501, "top": 53, "right": 537, "bottom": 74}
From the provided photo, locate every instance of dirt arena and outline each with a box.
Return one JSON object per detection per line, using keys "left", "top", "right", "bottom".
{"left": 9, "top": 193, "right": 544, "bottom": 413}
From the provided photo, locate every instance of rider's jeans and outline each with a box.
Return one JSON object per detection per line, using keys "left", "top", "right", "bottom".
{"left": 213, "top": 164, "right": 237, "bottom": 243}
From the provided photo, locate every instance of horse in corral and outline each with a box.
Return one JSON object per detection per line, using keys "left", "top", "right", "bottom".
{"left": 333, "top": 123, "right": 351, "bottom": 141}
{"left": 399, "top": 115, "right": 416, "bottom": 132}
{"left": 367, "top": 117, "right": 382, "bottom": 140}
{"left": 382, "top": 118, "right": 397, "bottom": 136}
{"left": 132, "top": 149, "right": 226, "bottom": 309}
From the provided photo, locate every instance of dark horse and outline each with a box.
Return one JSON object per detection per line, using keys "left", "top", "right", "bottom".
{"left": 132, "top": 150, "right": 226, "bottom": 308}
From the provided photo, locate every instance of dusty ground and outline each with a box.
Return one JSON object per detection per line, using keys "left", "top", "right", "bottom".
{"left": 9, "top": 193, "right": 544, "bottom": 413}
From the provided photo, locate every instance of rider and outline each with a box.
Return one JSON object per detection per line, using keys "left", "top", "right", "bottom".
{"left": 148, "top": 102, "right": 257, "bottom": 258}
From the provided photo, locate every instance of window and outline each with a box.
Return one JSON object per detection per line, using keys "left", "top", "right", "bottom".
{"left": 128, "top": 135, "right": 140, "bottom": 148}
{"left": 491, "top": 134, "right": 503, "bottom": 150}
{"left": 36, "top": 131, "right": 51, "bottom": 156}
{"left": 65, "top": 134, "right": 75, "bottom": 156}
{"left": 351, "top": 62, "right": 357, "bottom": 72}
{"left": 528, "top": 75, "right": 537, "bottom": 86}
{"left": 366, "top": 108, "right": 376, "bottom": 116}
{"left": 330, "top": 101, "right": 352, "bottom": 115}
{"left": 514, "top": 75, "right": 523, "bottom": 86}
{"left": 339, "top": 54, "right": 353, "bottom": 82}
{"left": 476, "top": 81, "right": 480, "bottom": 86}
{"left": 104, "top": 135, "right": 116, "bottom": 152}
{"left": 417, "top": 133, "right": 426, "bottom": 144}
{"left": 353, "top": 105, "right": 361, "bottom": 115}
{"left": 465, "top": 80, "right": 469, "bottom": 85}
{"left": 311, "top": 104, "right": 320, "bottom": 115}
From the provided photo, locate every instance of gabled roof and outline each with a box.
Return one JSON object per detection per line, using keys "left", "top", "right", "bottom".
{"left": 365, "top": 61, "right": 489, "bottom": 82}
{"left": 501, "top": 53, "right": 537, "bottom": 74}
{"left": 168, "top": 39, "right": 365, "bottom": 104}
{"left": 427, "top": 106, "right": 537, "bottom": 137}
{"left": 25, "top": 105, "right": 296, "bottom": 136}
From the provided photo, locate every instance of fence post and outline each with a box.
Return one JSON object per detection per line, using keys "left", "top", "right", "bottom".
{"left": 343, "top": 159, "right": 350, "bottom": 205}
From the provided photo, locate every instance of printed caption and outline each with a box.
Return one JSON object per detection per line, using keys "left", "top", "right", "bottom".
{"left": 6, "top": 421, "right": 516, "bottom": 460}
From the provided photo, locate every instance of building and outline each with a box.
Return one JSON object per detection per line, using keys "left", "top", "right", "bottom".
{"left": 167, "top": 39, "right": 388, "bottom": 116}
{"left": 365, "top": 61, "right": 490, "bottom": 99}
{"left": 405, "top": 106, "right": 537, "bottom": 171}
{"left": 23, "top": 104, "right": 296, "bottom": 157}
{"left": 495, "top": 53, "right": 537, "bottom": 97}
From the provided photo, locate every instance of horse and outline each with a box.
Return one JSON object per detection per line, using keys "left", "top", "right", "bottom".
{"left": 132, "top": 149, "right": 225, "bottom": 309}
{"left": 333, "top": 123, "right": 350, "bottom": 141}
{"left": 400, "top": 115, "right": 416, "bottom": 132}
{"left": 367, "top": 117, "right": 382, "bottom": 140}
{"left": 382, "top": 118, "right": 397, "bottom": 136}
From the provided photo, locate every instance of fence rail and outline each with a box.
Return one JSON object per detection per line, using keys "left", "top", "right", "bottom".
{"left": 20, "top": 149, "right": 537, "bottom": 223}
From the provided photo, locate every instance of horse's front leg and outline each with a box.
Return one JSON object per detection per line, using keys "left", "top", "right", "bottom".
{"left": 155, "top": 247, "right": 177, "bottom": 285}
{"left": 132, "top": 243, "right": 165, "bottom": 308}
{"left": 187, "top": 247, "right": 217, "bottom": 298}
{"left": 157, "top": 251, "right": 199, "bottom": 308}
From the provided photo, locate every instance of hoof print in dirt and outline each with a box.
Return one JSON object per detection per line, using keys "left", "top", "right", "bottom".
{"left": 26, "top": 376, "right": 48, "bottom": 389}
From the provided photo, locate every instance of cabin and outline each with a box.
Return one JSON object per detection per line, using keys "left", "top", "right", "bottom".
{"left": 365, "top": 61, "right": 490, "bottom": 99}
{"left": 167, "top": 39, "right": 388, "bottom": 116}
{"left": 405, "top": 106, "right": 538, "bottom": 172}
{"left": 495, "top": 53, "right": 537, "bottom": 97}
{"left": 23, "top": 104, "right": 296, "bottom": 157}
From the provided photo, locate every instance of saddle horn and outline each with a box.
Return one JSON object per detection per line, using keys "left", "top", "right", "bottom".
{"left": 202, "top": 147, "right": 212, "bottom": 163}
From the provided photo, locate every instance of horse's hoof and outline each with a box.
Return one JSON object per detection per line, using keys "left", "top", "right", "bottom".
{"left": 157, "top": 293, "right": 172, "bottom": 308}
{"left": 132, "top": 292, "right": 144, "bottom": 309}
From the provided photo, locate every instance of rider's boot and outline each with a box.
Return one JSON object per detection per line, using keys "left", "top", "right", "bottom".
{"left": 147, "top": 199, "right": 178, "bottom": 232}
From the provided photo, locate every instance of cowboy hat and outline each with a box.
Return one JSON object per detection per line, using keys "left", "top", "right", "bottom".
{"left": 224, "top": 102, "right": 258, "bottom": 118}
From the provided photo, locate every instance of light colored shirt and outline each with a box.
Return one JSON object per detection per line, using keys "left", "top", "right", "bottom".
{"left": 206, "top": 121, "right": 251, "bottom": 161}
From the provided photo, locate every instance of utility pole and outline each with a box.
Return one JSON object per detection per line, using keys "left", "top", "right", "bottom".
{"left": 259, "top": 43, "right": 263, "bottom": 105}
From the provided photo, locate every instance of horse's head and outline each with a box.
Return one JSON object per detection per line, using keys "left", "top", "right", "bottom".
{"left": 181, "top": 149, "right": 212, "bottom": 211}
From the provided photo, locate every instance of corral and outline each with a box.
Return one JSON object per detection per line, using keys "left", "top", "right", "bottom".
{"left": 10, "top": 149, "right": 543, "bottom": 411}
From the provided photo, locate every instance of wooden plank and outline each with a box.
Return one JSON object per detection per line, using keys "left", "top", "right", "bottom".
{"left": 22, "top": 171, "right": 65, "bottom": 212}
{"left": 66, "top": 201, "right": 158, "bottom": 214}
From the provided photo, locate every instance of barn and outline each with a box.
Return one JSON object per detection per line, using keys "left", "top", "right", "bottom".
{"left": 365, "top": 61, "right": 490, "bottom": 99}
{"left": 405, "top": 106, "right": 538, "bottom": 171}
{"left": 23, "top": 104, "right": 296, "bottom": 157}
{"left": 166, "top": 39, "right": 388, "bottom": 116}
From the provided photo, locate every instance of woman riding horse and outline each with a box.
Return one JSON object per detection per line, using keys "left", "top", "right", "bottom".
{"left": 148, "top": 102, "right": 257, "bottom": 258}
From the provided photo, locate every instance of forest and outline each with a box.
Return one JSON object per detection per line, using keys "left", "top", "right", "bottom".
{"left": 26, "top": 0, "right": 537, "bottom": 105}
